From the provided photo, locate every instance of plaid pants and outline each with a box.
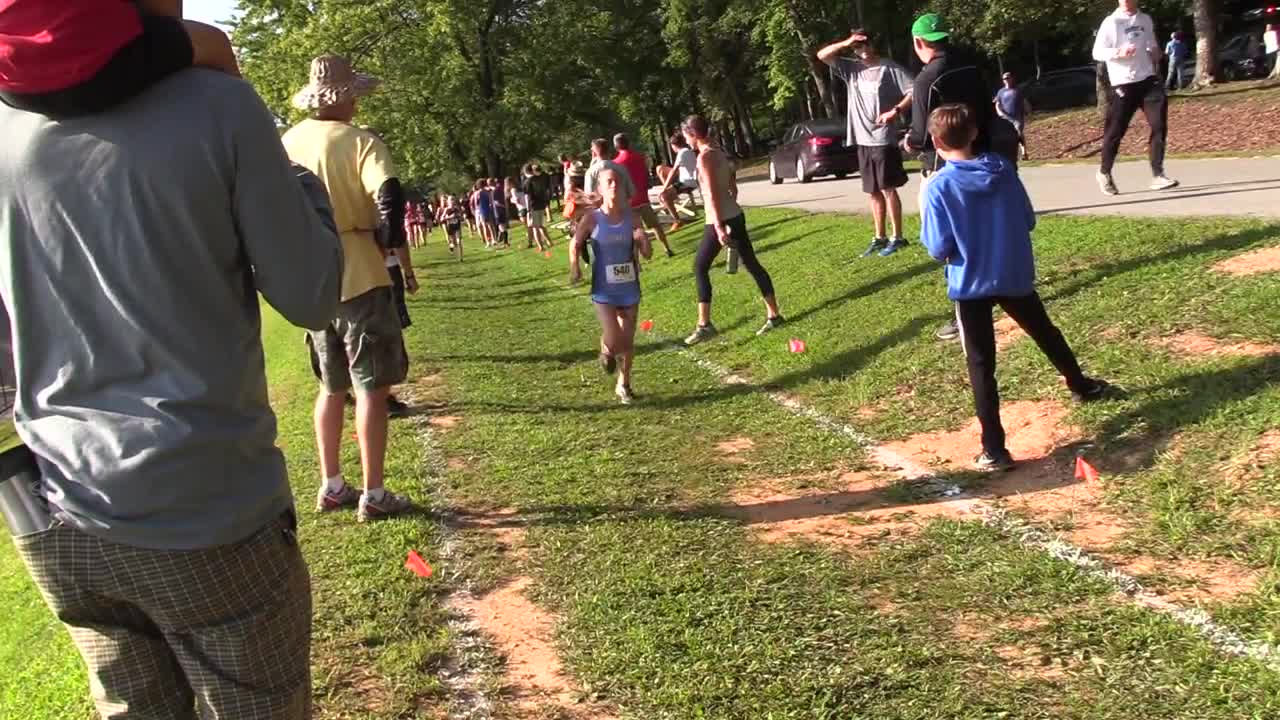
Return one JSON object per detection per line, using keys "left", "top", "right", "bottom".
{"left": 13, "top": 511, "right": 312, "bottom": 719}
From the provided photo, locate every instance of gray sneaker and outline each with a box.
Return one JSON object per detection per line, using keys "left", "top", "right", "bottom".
{"left": 316, "top": 483, "right": 360, "bottom": 512}
{"left": 684, "top": 324, "right": 718, "bottom": 346}
{"left": 1096, "top": 171, "right": 1119, "bottom": 196}
{"left": 936, "top": 320, "right": 960, "bottom": 341}
{"left": 1150, "top": 174, "right": 1180, "bottom": 191}
{"left": 357, "top": 489, "right": 413, "bottom": 522}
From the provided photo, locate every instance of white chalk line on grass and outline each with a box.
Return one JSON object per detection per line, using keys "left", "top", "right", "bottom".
{"left": 670, "top": 343, "right": 1280, "bottom": 671}
{"left": 404, "top": 392, "right": 499, "bottom": 720}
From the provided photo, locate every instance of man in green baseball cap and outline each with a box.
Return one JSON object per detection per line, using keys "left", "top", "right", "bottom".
{"left": 911, "top": 13, "right": 950, "bottom": 42}
{"left": 904, "top": 10, "right": 1021, "bottom": 342}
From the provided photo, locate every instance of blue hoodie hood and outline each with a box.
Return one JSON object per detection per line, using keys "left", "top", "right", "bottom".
{"left": 919, "top": 153, "right": 1037, "bottom": 301}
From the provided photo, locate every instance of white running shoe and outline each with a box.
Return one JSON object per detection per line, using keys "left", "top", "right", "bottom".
{"left": 1150, "top": 175, "right": 1180, "bottom": 191}
{"left": 1096, "top": 172, "right": 1119, "bottom": 196}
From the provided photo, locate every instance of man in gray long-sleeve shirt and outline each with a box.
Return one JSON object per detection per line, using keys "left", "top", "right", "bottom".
{"left": 0, "top": 55, "right": 342, "bottom": 720}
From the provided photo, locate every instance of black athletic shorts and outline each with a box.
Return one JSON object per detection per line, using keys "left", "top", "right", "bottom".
{"left": 858, "top": 145, "right": 908, "bottom": 194}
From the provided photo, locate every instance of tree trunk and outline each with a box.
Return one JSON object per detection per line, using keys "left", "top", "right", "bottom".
{"left": 808, "top": 62, "right": 837, "bottom": 117}
{"left": 1033, "top": 39, "right": 1043, "bottom": 79}
{"left": 802, "top": 82, "right": 815, "bottom": 121}
{"left": 726, "top": 81, "right": 757, "bottom": 156}
{"left": 1193, "top": 0, "right": 1217, "bottom": 88}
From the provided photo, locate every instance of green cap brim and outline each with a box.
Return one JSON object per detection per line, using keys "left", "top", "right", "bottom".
{"left": 916, "top": 30, "right": 950, "bottom": 41}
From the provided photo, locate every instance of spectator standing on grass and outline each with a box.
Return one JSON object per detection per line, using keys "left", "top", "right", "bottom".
{"left": 1091, "top": 0, "right": 1179, "bottom": 195}
{"left": 818, "top": 28, "right": 915, "bottom": 259}
{"left": 613, "top": 132, "right": 676, "bottom": 258}
{"left": 656, "top": 132, "right": 699, "bottom": 232}
{"left": 904, "top": 11, "right": 1020, "bottom": 343}
{"left": 0, "top": 3, "right": 342, "bottom": 716}
{"left": 919, "top": 105, "right": 1111, "bottom": 471}
{"left": 995, "top": 72, "right": 1031, "bottom": 161}
{"left": 523, "top": 163, "right": 554, "bottom": 251}
{"left": 283, "top": 54, "right": 419, "bottom": 522}
{"left": 1164, "top": 31, "right": 1190, "bottom": 89}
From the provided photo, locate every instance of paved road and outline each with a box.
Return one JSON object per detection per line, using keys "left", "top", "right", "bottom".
{"left": 734, "top": 156, "right": 1280, "bottom": 219}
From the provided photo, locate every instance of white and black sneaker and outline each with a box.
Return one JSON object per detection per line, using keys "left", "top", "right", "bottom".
{"left": 1150, "top": 174, "right": 1180, "bottom": 191}
{"left": 1096, "top": 172, "right": 1119, "bottom": 196}
{"left": 756, "top": 316, "right": 786, "bottom": 336}
{"left": 974, "top": 451, "right": 1016, "bottom": 472}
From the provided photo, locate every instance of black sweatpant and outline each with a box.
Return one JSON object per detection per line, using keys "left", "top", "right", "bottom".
{"left": 694, "top": 213, "right": 774, "bottom": 304}
{"left": 1100, "top": 75, "right": 1168, "bottom": 176}
{"left": 955, "top": 292, "right": 1088, "bottom": 456}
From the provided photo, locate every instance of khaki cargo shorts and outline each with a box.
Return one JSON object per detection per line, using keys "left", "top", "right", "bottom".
{"left": 307, "top": 286, "right": 408, "bottom": 394}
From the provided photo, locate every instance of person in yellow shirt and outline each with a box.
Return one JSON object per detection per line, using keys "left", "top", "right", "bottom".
{"left": 283, "top": 54, "right": 418, "bottom": 522}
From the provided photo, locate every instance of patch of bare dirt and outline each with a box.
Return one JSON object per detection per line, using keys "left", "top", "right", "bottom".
{"left": 949, "top": 613, "right": 1070, "bottom": 682}
{"left": 1155, "top": 331, "right": 1280, "bottom": 358}
{"left": 725, "top": 471, "right": 976, "bottom": 550}
{"left": 714, "top": 436, "right": 756, "bottom": 463}
{"left": 429, "top": 415, "right": 461, "bottom": 430}
{"left": 1222, "top": 430, "right": 1280, "bottom": 490}
{"left": 1212, "top": 246, "right": 1280, "bottom": 276}
{"left": 994, "top": 316, "right": 1027, "bottom": 351}
{"left": 447, "top": 457, "right": 470, "bottom": 471}
{"left": 448, "top": 521, "right": 615, "bottom": 719}
{"left": 451, "top": 577, "right": 612, "bottom": 719}
{"left": 727, "top": 400, "right": 1259, "bottom": 604}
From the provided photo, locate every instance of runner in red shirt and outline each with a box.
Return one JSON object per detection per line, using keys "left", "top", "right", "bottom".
{"left": 613, "top": 133, "right": 675, "bottom": 258}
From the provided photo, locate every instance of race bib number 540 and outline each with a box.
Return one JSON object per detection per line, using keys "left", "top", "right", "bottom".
{"left": 606, "top": 262, "right": 636, "bottom": 284}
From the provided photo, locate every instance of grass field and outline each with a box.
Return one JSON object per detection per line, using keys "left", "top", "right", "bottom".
{"left": 3, "top": 205, "right": 1280, "bottom": 718}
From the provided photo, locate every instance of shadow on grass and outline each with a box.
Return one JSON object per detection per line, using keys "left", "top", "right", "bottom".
{"left": 429, "top": 341, "right": 670, "bottom": 367}
{"left": 785, "top": 260, "right": 936, "bottom": 325}
{"left": 1040, "top": 184, "right": 1280, "bottom": 216}
{"left": 1096, "top": 354, "right": 1280, "bottom": 473}
{"left": 447, "top": 442, "right": 1091, "bottom": 531}
{"left": 1041, "top": 223, "right": 1280, "bottom": 305}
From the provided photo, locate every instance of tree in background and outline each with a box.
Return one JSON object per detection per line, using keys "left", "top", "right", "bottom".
{"left": 1192, "top": 0, "right": 1218, "bottom": 87}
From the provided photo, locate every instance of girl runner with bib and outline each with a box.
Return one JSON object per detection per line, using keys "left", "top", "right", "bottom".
{"left": 569, "top": 168, "right": 651, "bottom": 405}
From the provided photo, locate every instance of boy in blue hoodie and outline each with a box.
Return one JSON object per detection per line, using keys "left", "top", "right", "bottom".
{"left": 920, "top": 104, "right": 1110, "bottom": 470}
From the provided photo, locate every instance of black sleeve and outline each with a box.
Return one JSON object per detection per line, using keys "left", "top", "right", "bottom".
{"left": 907, "top": 70, "right": 932, "bottom": 150}
{"left": 376, "top": 178, "right": 407, "bottom": 250}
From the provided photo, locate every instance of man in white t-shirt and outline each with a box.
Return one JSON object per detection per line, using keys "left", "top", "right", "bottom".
{"left": 1091, "top": 0, "right": 1178, "bottom": 195}
{"left": 656, "top": 132, "right": 699, "bottom": 232}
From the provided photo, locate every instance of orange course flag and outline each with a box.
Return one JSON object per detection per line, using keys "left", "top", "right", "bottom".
{"left": 640, "top": 320, "right": 654, "bottom": 332}
{"left": 1075, "top": 457, "right": 1100, "bottom": 483}
{"left": 405, "top": 550, "right": 433, "bottom": 578}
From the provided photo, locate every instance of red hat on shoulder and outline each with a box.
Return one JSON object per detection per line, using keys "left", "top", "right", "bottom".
{"left": 0, "top": 0, "right": 141, "bottom": 94}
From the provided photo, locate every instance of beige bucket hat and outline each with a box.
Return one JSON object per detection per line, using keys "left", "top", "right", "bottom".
{"left": 291, "top": 54, "right": 381, "bottom": 111}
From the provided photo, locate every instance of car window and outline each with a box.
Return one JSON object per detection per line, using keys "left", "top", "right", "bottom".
{"left": 785, "top": 126, "right": 799, "bottom": 144}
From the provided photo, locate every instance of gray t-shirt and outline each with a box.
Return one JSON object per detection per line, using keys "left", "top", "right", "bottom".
{"left": 833, "top": 58, "right": 915, "bottom": 147}
{"left": 0, "top": 69, "right": 343, "bottom": 550}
